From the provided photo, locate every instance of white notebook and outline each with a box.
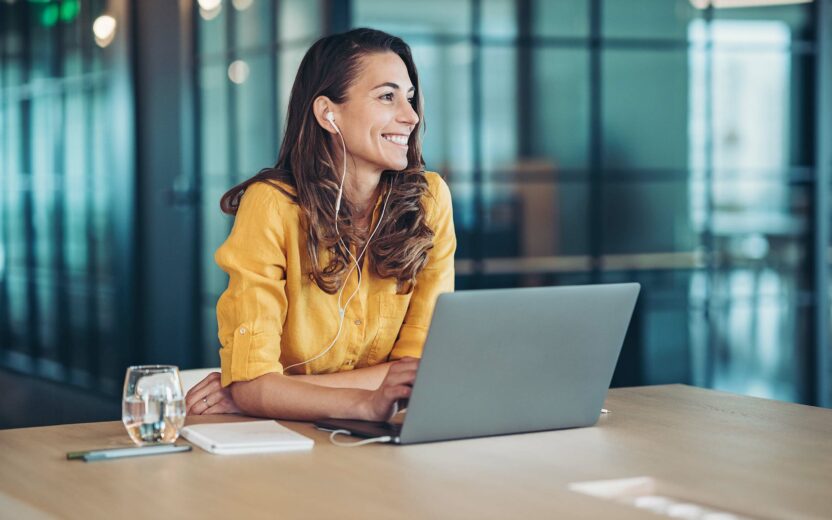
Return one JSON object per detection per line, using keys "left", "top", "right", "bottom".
{"left": 181, "top": 420, "right": 314, "bottom": 455}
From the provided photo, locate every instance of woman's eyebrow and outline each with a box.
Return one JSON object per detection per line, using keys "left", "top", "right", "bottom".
{"left": 371, "top": 81, "right": 416, "bottom": 93}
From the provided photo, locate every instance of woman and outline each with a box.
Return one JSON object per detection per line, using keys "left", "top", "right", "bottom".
{"left": 185, "top": 28, "right": 455, "bottom": 423}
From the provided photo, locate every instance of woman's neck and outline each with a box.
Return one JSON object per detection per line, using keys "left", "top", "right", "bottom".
{"left": 343, "top": 167, "right": 382, "bottom": 221}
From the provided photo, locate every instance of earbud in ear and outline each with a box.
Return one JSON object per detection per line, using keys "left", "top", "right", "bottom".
{"left": 326, "top": 111, "right": 341, "bottom": 135}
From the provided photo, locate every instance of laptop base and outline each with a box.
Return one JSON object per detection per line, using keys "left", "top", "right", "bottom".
{"left": 314, "top": 418, "right": 402, "bottom": 443}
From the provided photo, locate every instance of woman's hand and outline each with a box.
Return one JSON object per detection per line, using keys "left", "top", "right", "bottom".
{"left": 185, "top": 372, "right": 242, "bottom": 415}
{"left": 358, "top": 357, "right": 419, "bottom": 422}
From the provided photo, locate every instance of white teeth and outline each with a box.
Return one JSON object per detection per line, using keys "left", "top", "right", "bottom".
{"left": 383, "top": 134, "right": 408, "bottom": 145}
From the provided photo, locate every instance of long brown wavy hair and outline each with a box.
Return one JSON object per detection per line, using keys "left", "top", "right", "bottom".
{"left": 220, "top": 28, "right": 434, "bottom": 294}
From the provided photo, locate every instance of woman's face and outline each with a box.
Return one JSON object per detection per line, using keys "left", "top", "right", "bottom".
{"left": 331, "top": 52, "right": 419, "bottom": 175}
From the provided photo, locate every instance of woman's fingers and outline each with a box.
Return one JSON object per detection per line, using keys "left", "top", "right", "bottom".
{"left": 388, "top": 358, "right": 419, "bottom": 373}
{"left": 383, "top": 384, "right": 412, "bottom": 400}
{"left": 382, "top": 368, "right": 418, "bottom": 388}
{"left": 363, "top": 359, "right": 419, "bottom": 420}
{"left": 365, "top": 373, "right": 416, "bottom": 421}
{"left": 186, "top": 375, "right": 224, "bottom": 415}
{"left": 185, "top": 372, "right": 221, "bottom": 411}
{"left": 188, "top": 390, "right": 214, "bottom": 415}
{"left": 186, "top": 385, "right": 214, "bottom": 414}
{"left": 191, "top": 382, "right": 240, "bottom": 416}
{"left": 384, "top": 359, "right": 419, "bottom": 383}
{"left": 190, "top": 390, "right": 222, "bottom": 415}
{"left": 209, "top": 387, "right": 241, "bottom": 414}
{"left": 203, "top": 397, "right": 240, "bottom": 415}
{"left": 187, "top": 372, "right": 220, "bottom": 396}
{"left": 380, "top": 385, "right": 412, "bottom": 420}
{"left": 201, "top": 403, "right": 224, "bottom": 415}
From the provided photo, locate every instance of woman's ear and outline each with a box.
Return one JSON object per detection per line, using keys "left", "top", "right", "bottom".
{"left": 313, "top": 96, "right": 338, "bottom": 134}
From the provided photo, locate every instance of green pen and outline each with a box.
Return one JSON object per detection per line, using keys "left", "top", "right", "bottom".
{"left": 67, "top": 444, "right": 192, "bottom": 462}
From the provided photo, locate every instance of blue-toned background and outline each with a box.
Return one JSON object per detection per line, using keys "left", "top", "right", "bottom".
{"left": 1, "top": 0, "right": 830, "bottom": 427}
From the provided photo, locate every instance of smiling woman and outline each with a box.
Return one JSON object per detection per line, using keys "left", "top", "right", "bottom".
{"left": 185, "top": 28, "right": 456, "bottom": 423}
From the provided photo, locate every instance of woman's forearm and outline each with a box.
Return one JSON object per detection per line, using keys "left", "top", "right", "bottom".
{"left": 230, "top": 372, "right": 372, "bottom": 421}
{"left": 287, "top": 362, "right": 394, "bottom": 390}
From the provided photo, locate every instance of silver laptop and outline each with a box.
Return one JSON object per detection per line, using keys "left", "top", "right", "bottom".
{"left": 314, "top": 283, "right": 640, "bottom": 445}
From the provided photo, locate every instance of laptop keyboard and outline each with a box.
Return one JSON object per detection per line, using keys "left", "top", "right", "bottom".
{"left": 373, "top": 421, "right": 402, "bottom": 434}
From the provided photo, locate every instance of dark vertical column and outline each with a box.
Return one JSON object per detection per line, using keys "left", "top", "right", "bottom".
{"left": 0, "top": 2, "right": 11, "bottom": 356}
{"left": 192, "top": 0, "right": 206, "bottom": 365}
{"left": 132, "top": 0, "right": 198, "bottom": 368}
{"left": 516, "top": 0, "right": 532, "bottom": 159}
{"left": 813, "top": 0, "right": 832, "bottom": 407}
{"left": 324, "top": 0, "right": 351, "bottom": 35}
{"left": 81, "top": 0, "right": 101, "bottom": 383}
{"left": 225, "top": 0, "right": 237, "bottom": 226}
{"left": 587, "top": 0, "right": 601, "bottom": 282}
{"left": 471, "top": 0, "right": 484, "bottom": 287}
{"left": 21, "top": 1, "right": 42, "bottom": 367}
{"left": 107, "top": 0, "right": 138, "bottom": 391}
{"left": 54, "top": 0, "right": 73, "bottom": 377}
{"left": 180, "top": 0, "right": 200, "bottom": 368}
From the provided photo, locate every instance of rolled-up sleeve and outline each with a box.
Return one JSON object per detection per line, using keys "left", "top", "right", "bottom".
{"left": 390, "top": 174, "right": 456, "bottom": 359}
{"left": 215, "top": 183, "right": 288, "bottom": 387}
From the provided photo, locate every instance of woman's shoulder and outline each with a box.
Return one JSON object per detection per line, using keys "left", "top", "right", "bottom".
{"left": 240, "top": 180, "right": 297, "bottom": 213}
{"left": 423, "top": 170, "right": 446, "bottom": 191}
{"left": 422, "top": 170, "right": 452, "bottom": 213}
{"left": 235, "top": 181, "right": 303, "bottom": 237}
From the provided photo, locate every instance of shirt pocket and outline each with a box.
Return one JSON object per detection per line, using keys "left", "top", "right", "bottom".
{"left": 368, "top": 293, "right": 411, "bottom": 364}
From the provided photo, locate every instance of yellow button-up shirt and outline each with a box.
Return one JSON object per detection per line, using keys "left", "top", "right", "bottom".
{"left": 215, "top": 171, "right": 456, "bottom": 387}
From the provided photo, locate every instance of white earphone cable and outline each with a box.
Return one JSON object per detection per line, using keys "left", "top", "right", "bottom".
{"left": 328, "top": 429, "right": 393, "bottom": 447}
{"left": 283, "top": 114, "right": 392, "bottom": 374}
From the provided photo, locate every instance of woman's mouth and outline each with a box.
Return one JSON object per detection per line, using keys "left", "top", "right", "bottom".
{"left": 382, "top": 134, "right": 409, "bottom": 148}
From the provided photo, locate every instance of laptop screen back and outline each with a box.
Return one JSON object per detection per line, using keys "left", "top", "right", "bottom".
{"left": 398, "top": 283, "right": 640, "bottom": 444}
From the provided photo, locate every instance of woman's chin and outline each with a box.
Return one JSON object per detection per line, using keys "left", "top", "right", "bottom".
{"left": 370, "top": 155, "right": 409, "bottom": 173}
{"left": 377, "top": 163, "right": 408, "bottom": 173}
{"left": 390, "top": 159, "right": 410, "bottom": 172}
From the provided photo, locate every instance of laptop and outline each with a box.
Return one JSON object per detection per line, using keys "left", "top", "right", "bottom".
{"left": 314, "top": 283, "right": 640, "bottom": 445}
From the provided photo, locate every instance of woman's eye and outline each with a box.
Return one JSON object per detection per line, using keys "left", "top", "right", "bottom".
{"left": 380, "top": 93, "right": 415, "bottom": 105}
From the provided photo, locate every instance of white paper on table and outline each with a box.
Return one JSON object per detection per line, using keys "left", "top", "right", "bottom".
{"left": 181, "top": 420, "right": 314, "bottom": 455}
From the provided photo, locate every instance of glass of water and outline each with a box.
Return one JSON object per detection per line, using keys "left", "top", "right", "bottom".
{"left": 122, "top": 365, "right": 186, "bottom": 446}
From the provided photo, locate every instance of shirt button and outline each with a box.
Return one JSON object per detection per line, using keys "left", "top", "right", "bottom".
{"left": 354, "top": 319, "right": 362, "bottom": 326}
{"left": 239, "top": 327, "right": 247, "bottom": 335}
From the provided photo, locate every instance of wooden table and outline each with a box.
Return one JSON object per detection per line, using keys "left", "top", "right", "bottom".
{"left": 0, "top": 385, "right": 830, "bottom": 519}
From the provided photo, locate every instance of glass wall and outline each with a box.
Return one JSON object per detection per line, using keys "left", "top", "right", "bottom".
{"left": 195, "top": 0, "right": 822, "bottom": 403}
{"left": 351, "top": 0, "right": 818, "bottom": 402}
{"left": 1, "top": 0, "right": 824, "bottom": 406}
{"left": 195, "top": 0, "right": 325, "bottom": 364}
{"left": 0, "top": 0, "right": 134, "bottom": 394}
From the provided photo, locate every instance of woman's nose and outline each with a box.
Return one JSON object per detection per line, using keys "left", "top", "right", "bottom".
{"left": 399, "top": 98, "right": 419, "bottom": 126}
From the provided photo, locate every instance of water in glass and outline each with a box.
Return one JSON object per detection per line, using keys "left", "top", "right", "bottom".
{"left": 122, "top": 366, "right": 187, "bottom": 445}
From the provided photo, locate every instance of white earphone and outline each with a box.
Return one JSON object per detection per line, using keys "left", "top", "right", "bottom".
{"left": 325, "top": 112, "right": 345, "bottom": 214}
{"left": 282, "top": 110, "right": 393, "bottom": 374}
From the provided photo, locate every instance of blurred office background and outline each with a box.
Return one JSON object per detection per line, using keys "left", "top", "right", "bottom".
{"left": 1, "top": 0, "right": 830, "bottom": 427}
